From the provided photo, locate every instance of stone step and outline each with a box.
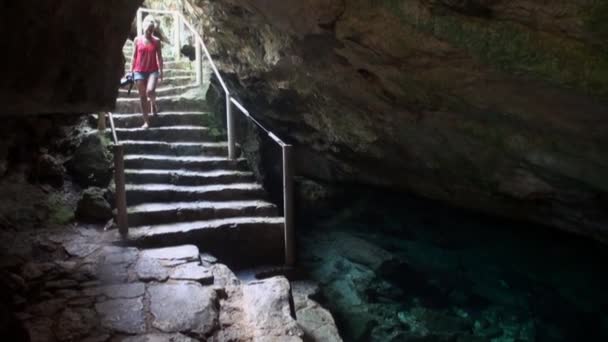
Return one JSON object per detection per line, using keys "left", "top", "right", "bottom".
{"left": 124, "top": 59, "right": 193, "bottom": 70}
{"left": 119, "top": 73, "right": 194, "bottom": 86}
{"left": 127, "top": 200, "right": 278, "bottom": 226}
{"left": 121, "top": 69, "right": 194, "bottom": 79}
{"left": 156, "top": 75, "right": 194, "bottom": 87}
{"left": 119, "top": 217, "right": 285, "bottom": 265}
{"left": 112, "top": 112, "right": 212, "bottom": 128}
{"left": 115, "top": 95, "right": 207, "bottom": 113}
{"left": 122, "top": 141, "right": 229, "bottom": 156}
{"left": 115, "top": 126, "right": 219, "bottom": 142}
{"left": 125, "top": 183, "right": 266, "bottom": 205}
{"left": 124, "top": 169, "right": 255, "bottom": 186}
{"left": 118, "top": 84, "right": 199, "bottom": 99}
{"left": 123, "top": 155, "right": 247, "bottom": 171}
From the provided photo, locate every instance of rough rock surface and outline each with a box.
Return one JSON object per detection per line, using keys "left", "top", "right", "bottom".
{"left": 148, "top": 283, "right": 218, "bottom": 336}
{"left": 31, "top": 154, "right": 65, "bottom": 188}
{"left": 0, "top": 226, "right": 342, "bottom": 342}
{"left": 76, "top": 187, "right": 113, "bottom": 223}
{"left": 66, "top": 133, "right": 113, "bottom": 188}
{"left": 191, "top": 0, "right": 608, "bottom": 241}
{"left": 242, "top": 277, "right": 304, "bottom": 339}
{"left": 0, "top": 116, "right": 88, "bottom": 230}
{"left": 0, "top": 0, "right": 143, "bottom": 115}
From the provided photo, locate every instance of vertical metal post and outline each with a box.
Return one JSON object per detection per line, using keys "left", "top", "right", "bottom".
{"left": 173, "top": 12, "right": 181, "bottom": 61}
{"left": 136, "top": 10, "right": 143, "bottom": 36}
{"left": 97, "top": 112, "right": 106, "bottom": 131}
{"left": 282, "top": 145, "right": 295, "bottom": 266}
{"left": 114, "top": 144, "right": 129, "bottom": 237}
{"left": 226, "top": 95, "right": 236, "bottom": 160}
{"left": 195, "top": 42, "right": 202, "bottom": 86}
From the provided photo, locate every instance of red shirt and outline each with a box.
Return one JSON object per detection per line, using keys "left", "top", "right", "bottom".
{"left": 133, "top": 36, "right": 160, "bottom": 73}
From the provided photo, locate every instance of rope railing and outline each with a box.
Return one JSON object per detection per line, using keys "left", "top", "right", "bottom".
{"left": 135, "top": 8, "right": 296, "bottom": 266}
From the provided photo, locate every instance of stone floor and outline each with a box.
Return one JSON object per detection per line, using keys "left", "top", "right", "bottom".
{"left": 0, "top": 225, "right": 341, "bottom": 341}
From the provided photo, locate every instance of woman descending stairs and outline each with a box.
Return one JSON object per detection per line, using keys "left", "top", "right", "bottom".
{"left": 111, "top": 42, "right": 285, "bottom": 266}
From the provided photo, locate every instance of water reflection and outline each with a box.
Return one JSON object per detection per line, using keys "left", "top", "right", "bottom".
{"left": 299, "top": 192, "right": 608, "bottom": 341}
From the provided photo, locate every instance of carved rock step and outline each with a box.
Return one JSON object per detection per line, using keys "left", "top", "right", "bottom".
{"left": 124, "top": 75, "right": 193, "bottom": 87}
{"left": 125, "top": 183, "right": 266, "bottom": 205}
{"left": 118, "top": 84, "right": 199, "bottom": 98}
{"left": 123, "top": 155, "right": 247, "bottom": 171}
{"left": 115, "top": 95, "right": 208, "bottom": 113}
{"left": 122, "top": 141, "right": 229, "bottom": 157}
{"left": 161, "top": 69, "right": 195, "bottom": 78}
{"left": 115, "top": 126, "right": 220, "bottom": 142}
{"left": 124, "top": 59, "right": 193, "bottom": 70}
{"left": 127, "top": 200, "right": 278, "bottom": 226}
{"left": 112, "top": 112, "right": 213, "bottom": 129}
{"left": 120, "top": 217, "right": 285, "bottom": 266}
{"left": 125, "top": 169, "right": 254, "bottom": 186}
{"left": 121, "top": 68, "right": 193, "bottom": 77}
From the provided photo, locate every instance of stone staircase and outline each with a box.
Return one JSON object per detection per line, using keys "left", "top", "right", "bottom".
{"left": 111, "top": 42, "right": 285, "bottom": 266}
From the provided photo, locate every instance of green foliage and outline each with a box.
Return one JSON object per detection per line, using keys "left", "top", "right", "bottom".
{"left": 47, "top": 194, "right": 75, "bottom": 225}
{"left": 382, "top": 0, "right": 608, "bottom": 98}
{"left": 586, "top": 1, "right": 608, "bottom": 45}
{"left": 202, "top": 109, "right": 227, "bottom": 142}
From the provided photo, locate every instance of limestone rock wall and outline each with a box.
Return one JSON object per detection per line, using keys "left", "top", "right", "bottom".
{"left": 0, "top": 0, "right": 143, "bottom": 115}
{"left": 190, "top": 0, "right": 608, "bottom": 241}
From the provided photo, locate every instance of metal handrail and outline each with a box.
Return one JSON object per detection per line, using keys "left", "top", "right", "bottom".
{"left": 136, "top": 8, "right": 296, "bottom": 266}
{"left": 230, "top": 98, "right": 288, "bottom": 146}
{"left": 108, "top": 112, "right": 119, "bottom": 144}
{"left": 105, "top": 112, "right": 128, "bottom": 236}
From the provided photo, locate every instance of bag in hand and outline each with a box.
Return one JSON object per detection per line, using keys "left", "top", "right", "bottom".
{"left": 120, "top": 72, "right": 135, "bottom": 95}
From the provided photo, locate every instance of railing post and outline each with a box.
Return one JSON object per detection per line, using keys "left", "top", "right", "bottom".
{"left": 282, "top": 144, "right": 295, "bottom": 266}
{"left": 97, "top": 112, "right": 106, "bottom": 131}
{"left": 136, "top": 10, "right": 143, "bottom": 36}
{"left": 226, "top": 95, "right": 236, "bottom": 160}
{"left": 113, "top": 144, "right": 129, "bottom": 237}
{"left": 173, "top": 12, "right": 181, "bottom": 61}
{"left": 195, "top": 42, "right": 202, "bottom": 86}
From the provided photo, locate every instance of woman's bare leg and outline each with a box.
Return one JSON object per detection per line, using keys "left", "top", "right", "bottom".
{"left": 147, "top": 73, "right": 159, "bottom": 116}
{"left": 136, "top": 80, "right": 149, "bottom": 128}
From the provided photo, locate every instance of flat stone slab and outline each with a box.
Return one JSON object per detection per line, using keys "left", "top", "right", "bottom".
{"left": 122, "top": 333, "right": 199, "bottom": 342}
{"left": 63, "top": 240, "right": 100, "bottom": 258}
{"left": 95, "top": 298, "right": 146, "bottom": 334}
{"left": 140, "top": 245, "right": 200, "bottom": 262}
{"left": 103, "top": 247, "right": 139, "bottom": 265}
{"left": 98, "top": 283, "right": 145, "bottom": 299}
{"left": 242, "top": 276, "right": 303, "bottom": 339}
{"left": 54, "top": 308, "right": 95, "bottom": 341}
{"left": 97, "top": 263, "right": 129, "bottom": 284}
{"left": 135, "top": 257, "right": 169, "bottom": 282}
{"left": 148, "top": 283, "right": 218, "bottom": 336}
{"left": 170, "top": 262, "right": 214, "bottom": 284}
{"left": 211, "top": 264, "right": 240, "bottom": 287}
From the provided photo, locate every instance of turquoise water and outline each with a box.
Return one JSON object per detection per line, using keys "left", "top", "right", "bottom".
{"left": 298, "top": 191, "right": 608, "bottom": 341}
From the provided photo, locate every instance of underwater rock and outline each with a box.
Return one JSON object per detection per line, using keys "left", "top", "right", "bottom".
{"left": 332, "top": 232, "right": 395, "bottom": 270}
{"left": 398, "top": 307, "right": 473, "bottom": 338}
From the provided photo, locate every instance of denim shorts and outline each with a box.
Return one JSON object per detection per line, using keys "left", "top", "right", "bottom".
{"left": 133, "top": 71, "right": 159, "bottom": 81}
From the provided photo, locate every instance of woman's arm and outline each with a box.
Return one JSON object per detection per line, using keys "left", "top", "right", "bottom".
{"left": 156, "top": 39, "right": 164, "bottom": 82}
